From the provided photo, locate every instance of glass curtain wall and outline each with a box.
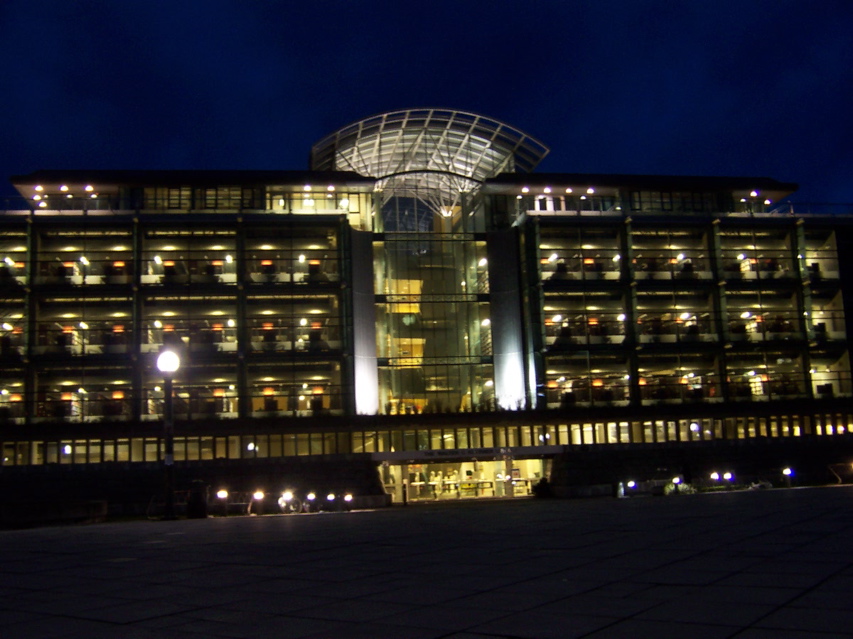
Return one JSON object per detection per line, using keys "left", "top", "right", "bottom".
{"left": 375, "top": 178, "right": 493, "bottom": 415}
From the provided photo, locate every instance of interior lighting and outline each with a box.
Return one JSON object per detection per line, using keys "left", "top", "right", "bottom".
{"left": 339, "top": 197, "right": 350, "bottom": 209}
{"left": 548, "top": 253, "right": 558, "bottom": 262}
{"left": 586, "top": 187, "right": 595, "bottom": 194}
{"left": 740, "top": 311, "right": 752, "bottom": 319}
{"left": 38, "top": 202, "right": 47, "bottom": 208}
{"left": 303, "top": 185, "right": 311, "bottom": 191}
{"left": 78, "top": 321, "right": 88, "bottom": 330}
{"left": 79, "top": 256, "right": 89, "bottom": 266}
{"left": 85, "top": 185, "right": 94, "bottom": 192}
{"left": 565, "top": 188, "right": 573, "bottom": 194}
{"left": 481, "top": 319, "right": 491, "bottom": 327}
{"left": 33, "top": 195, "right": 41, "bottom": 201}
{"left": 543, "top": 187, "right": 552, "bottom": 194}
{"left": 750, "top": 190, "right": 758, "bottom": 197}
{"left": 521, "top": 187, "right": 529, "bottom": 193}
{"left": 153, "top": 255, "right": 162, "bottom": 265}
{"left": 34, "top": 185, "right": 43, "bottom": 192}
{"left": 327, "top": 185, "right": 335, "bottom": 192}
{"left": 617, "top": 314, "right": 626, "bottom": 321}
{"left": 764, "top": 199, "right": 771, "bottom": 205}
{"left": 60, "top": 185, "right": 69, "bottom": 192}
{"left": 478, "top": 258, "right": 487, "bottom": 267}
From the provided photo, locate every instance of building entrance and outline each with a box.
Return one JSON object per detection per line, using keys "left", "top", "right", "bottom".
{"left": 381, "top": 457, "right": 551, "bottom": 503}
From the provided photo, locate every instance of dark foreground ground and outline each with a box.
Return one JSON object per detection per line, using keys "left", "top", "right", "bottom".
{"left": 1, "top": 487, "right": 853, "bottom": 638}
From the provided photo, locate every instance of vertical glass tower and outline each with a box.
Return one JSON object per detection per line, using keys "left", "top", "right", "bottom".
{"left": 311, "top": 109, "right": 549, "bottom": 415}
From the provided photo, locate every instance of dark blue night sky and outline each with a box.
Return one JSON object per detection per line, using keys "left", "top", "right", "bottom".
{"left": 1, "top": 0, "right": 850, "bottom": 203}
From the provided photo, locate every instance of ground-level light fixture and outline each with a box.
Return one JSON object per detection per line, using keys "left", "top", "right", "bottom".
{"left": 216, "top": 489, "right": 229, "bottom": 499}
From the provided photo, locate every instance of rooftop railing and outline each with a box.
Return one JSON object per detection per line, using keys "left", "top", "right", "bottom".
{"left": 3, "top": 197, "right": 853, "bottom": 219}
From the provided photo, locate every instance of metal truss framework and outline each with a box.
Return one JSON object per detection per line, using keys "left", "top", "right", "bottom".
{"left": 311, "top": 109, "right": 549, "bottom": 214}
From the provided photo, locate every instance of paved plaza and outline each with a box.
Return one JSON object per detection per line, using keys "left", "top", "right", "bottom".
{"left": 1, "top": 486, "right": 853, "bottom": 638}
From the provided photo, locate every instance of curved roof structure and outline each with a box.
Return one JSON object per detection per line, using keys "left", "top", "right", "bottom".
{"left": 310, "top": 108, "right": 549, "bottom": 182}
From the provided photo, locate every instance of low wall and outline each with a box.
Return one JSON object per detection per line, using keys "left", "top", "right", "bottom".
{"left": 0, "top": 500, "right": 107, "bottom": 529}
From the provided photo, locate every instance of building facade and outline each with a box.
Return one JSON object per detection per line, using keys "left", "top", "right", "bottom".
{"left": 2, "top": 109, "right": 852, "bottom": 505}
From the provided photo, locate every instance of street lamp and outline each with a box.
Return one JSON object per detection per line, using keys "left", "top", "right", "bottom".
{"left": 157, "top": 350, "right": 180, "bottom": 520}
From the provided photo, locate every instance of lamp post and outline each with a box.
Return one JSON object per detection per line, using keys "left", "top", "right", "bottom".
{"left": 157, "top": 350, "right": 180, "bottom": 520}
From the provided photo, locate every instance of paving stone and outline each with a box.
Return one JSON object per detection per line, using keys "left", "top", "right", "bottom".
{"left": 2, "top": 486, "right": 853, "bottom": 638}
